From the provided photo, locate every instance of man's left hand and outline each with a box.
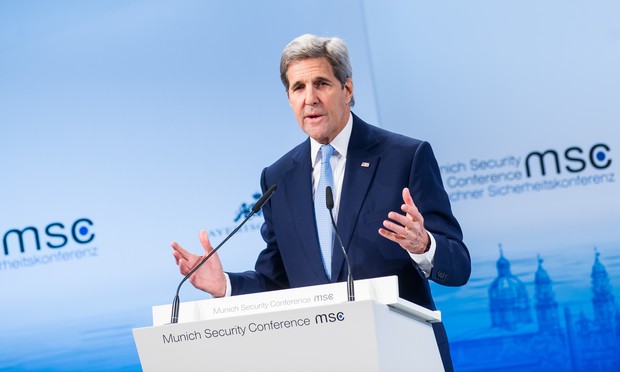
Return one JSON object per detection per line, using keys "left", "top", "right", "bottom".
{"left": 379, "top": 187, "right": 430, "bottom": 254}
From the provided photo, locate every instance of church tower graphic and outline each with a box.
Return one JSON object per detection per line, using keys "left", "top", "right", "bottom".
{"left": 534, "top": 255, "right": 561, "bottom": 333}
{"left": 591, "top": 249, "right": 616, "bottom": 326}
{"left": 568, "top": 248, "right": 620, "bottom": 370}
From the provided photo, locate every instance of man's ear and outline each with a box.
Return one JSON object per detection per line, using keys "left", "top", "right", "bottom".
{"left": 344, "top": 78, "right": 354, "bottom": 103}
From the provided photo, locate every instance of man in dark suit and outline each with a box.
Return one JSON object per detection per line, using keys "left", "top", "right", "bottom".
{"left": 172, "top": 34, "right": 470, "bottom": 371}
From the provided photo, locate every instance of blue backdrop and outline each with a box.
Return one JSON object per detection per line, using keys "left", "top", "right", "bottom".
{"left": 1, "top": 1, "right": 618, "bottom": 370}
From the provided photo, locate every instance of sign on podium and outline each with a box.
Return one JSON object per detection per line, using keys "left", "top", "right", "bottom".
{"left": 133, "top": 276, "right": 444, "bottom": 371}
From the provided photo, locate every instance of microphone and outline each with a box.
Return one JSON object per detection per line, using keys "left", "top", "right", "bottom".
{"left": 170, "top": 184, "right": 278, "bottom": 323}
{"left": 326, "top": 186, "right": 354, "bottom": 302}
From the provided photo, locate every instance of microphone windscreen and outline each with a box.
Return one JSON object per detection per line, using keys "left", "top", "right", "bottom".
{"left": 252, "top": 184, "right": 278, "bottom": 213}
{"left": 326, "top": 186, "right": 334, "bottom": 210}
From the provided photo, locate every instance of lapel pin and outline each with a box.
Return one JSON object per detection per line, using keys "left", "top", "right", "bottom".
{"left": 361, "top": 162, "right": 370, "bottom": 168}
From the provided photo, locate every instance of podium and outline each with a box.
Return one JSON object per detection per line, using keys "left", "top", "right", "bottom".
{"left": 133, "top": 276, "right": 444, "bottom": 371}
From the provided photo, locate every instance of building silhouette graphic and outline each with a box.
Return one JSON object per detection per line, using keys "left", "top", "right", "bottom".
{"left": 489, "top": 244, "right": 533, "bottom": 329}
{"left": 451, "top": 247, "right": 620, "bottom": 371}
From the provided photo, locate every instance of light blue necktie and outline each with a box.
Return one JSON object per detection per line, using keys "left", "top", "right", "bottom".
{"left": 315, "top": 144, "right": 335, "bottom": 279}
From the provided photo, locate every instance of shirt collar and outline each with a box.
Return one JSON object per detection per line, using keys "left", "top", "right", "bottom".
{"left": 310, "top": 113, "right": 353, "bottom": 165}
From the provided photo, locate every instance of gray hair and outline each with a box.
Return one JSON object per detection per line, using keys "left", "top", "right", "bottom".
{"left": 280, "top": 34, "right": 354, "bottom": 106}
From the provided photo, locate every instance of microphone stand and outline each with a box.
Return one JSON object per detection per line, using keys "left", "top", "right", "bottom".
{"left": 170, "top": 184, "right": 277, "bottom": 323}
{"left": 326, "top": 186, "right": 355, "bottom": 302}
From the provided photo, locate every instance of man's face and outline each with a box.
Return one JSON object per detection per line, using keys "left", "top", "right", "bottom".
{"left": 286, "top": 57, "right": 353, "bottom": 144}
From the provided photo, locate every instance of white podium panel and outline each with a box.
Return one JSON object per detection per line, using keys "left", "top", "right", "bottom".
{"left": 133, "top": 300, "right": 443, "bottom": 371}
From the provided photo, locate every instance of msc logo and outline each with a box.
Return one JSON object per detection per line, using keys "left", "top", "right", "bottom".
{"left": 315, "top": 311, "right": 345, "bottom": 324}
{"left": 525, "top": 143, "right": 611, "bottom": 177}
{"left": 2, "top": 218, "right": 95, "bottom": 256}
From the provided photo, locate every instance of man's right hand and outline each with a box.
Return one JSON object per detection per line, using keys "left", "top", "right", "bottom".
{"left": 171, "top": 229, "right": 227, "bottom": 298}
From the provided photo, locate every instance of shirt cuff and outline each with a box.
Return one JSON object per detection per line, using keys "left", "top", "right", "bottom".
{"left": 408, "top": 231, "right": 436, "bottom": 278}
{"left": 223, "top": 272, "right": 232, "bottom": 297}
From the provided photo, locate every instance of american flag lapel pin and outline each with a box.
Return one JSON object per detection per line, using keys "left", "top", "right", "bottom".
{"left": 361, "top": 162, "right": 370, "bottom": 168}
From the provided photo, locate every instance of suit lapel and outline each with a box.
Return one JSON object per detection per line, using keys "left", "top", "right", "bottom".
{"left": 283, "top": 140, "right": 331, "bottom": 282}
{"left": 332, "top": 114, "right": 380, "bottom": 281}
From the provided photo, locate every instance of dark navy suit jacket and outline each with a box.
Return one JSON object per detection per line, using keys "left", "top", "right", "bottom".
{"left": 228, "top": 113, "right": 470, "bottom": 369}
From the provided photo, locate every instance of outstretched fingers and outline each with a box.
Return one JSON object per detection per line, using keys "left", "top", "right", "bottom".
{"left": 378, "top": 187, "right": 429, "bottom": 254}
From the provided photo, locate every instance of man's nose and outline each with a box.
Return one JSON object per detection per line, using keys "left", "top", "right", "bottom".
{"left": 305, "top": 86, "right": 318, "bottom": 105}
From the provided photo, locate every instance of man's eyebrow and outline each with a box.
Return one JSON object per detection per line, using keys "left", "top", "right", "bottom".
{"left": 290, "top": 75, "right": 332, "bottom": 90}
{"left": 290, "top": 81, "right": 304, "bottom": 89}
{"left": 313, "top": 76, "right": 331, "bottom": 83}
